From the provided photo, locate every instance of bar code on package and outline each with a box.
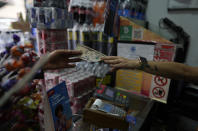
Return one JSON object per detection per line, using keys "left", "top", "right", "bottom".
{"left": 132, "top": 29, "right": 143, "bottom": 40}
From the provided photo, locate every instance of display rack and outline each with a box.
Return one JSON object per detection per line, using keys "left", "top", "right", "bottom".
{"left": 0, "top": 53, "right": 50, "bottom": 106}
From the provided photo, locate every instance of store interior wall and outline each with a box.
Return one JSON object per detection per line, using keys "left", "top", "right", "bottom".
{"left": 146, "top": 0, "right": 198, "bottom": 66}
{"left": 0, "top": 0, "right": 26, "bottom": 29}
{"left": 0, "top": 0, "right": 25, "bottom": 19}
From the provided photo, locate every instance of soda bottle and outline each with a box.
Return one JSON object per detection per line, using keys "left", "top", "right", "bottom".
{"left": 91, "top": 25, "right": 98, "bottom": 50}
{"left": 85, "top": 1, "right": 93, "bottom": 25}
{"left": 79, "top": 24, "right": 91, "bottom": 47}
{"left": 72, "top": 23, "right": 80, "bottom": 49}
{"left": 107, "top": 36, "right": 114, "bottom": 56}
{"left": 98, "top": 0, "right": 106, "bottom": 24}
{"left": 93, "top": 0, "right": 107, "bottom": 26}
{"left": 79, "top": 0, "right": 86, "bottom": 25}
{"left": 72, "top": 1, "right": 80, "bottom": 23}
{"left": 67, "top": 28, "right": 73, "bottom": 50}
{"left": 92, "top": 0, "right": 100, "bottom": 27}
{"left": 102, "top": 30, "right": 108, "bottom": 55}
{"left": 97, "top": 24, "right": 103, "bottom": 53}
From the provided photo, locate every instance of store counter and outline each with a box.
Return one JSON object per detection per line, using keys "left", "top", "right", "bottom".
{"left": 118, "top": 90, "right": 155, "bottom": 131}
{"left": 73, "top": 89, "right": 155, "bottom": 131}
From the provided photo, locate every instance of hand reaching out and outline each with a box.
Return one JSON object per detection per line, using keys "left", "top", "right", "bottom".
{"left": 44, "top": 50, "right": 82, "bottom": 70}
{"left": 101, "top": 56, "right": 140, "bottom": 71}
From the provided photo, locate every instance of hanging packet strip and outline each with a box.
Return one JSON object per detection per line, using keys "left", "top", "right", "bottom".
{"left": 76, "top": 44, "right": 106, "bottom": 62}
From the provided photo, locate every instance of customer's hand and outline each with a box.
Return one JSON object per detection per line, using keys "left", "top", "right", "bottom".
{"left": 101, "top": 56, "right": 140, "bottom": 71}
{"left": 44, "top": 50, "right": 82, "bottom": 70}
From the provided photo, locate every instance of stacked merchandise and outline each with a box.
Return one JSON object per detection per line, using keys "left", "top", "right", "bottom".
{"left": 29, "top": 1, "right": 70, "bottom": 29}
{"left": 118, "top": 0, "right": 148, "bottom": 20}
{"left": 28, "top": 0, "right": 118, "bottom": 129}
{"left": 67, "top": 0, "right": 117, "bottom": 56}
{"left": 0, "top": 33, "right": 44, "bottom": 130}
{"left": 29, "top": 0, "right": 74, "bottom": 130}
{"left": 44, "top": 68, "right": 95, "bottom": 114}
{"left": 67, "top": 0, "right": 118, "bottom": 87}
{"left": 29, "top": 0, "right": 72, "bottom": 55}
{"left": 37, "top": 29, "right": 68, "bottom": 54}
{"left": 44, "top": 60, "right": 111, "bottom": 114}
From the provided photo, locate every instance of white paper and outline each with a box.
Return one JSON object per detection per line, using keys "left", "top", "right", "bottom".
{"left": 118, "top": 43, "right": 155, "bottom": 61}
{"left": 168, "top": 0, "right": 198, "bottom": 8}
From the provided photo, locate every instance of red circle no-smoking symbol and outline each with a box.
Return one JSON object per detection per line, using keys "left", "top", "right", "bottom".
{"left": 152, "top": 87, "right": 165, "bottom": 98}
{"left": 154, "top": 76, "right": 167, "bottom": 86}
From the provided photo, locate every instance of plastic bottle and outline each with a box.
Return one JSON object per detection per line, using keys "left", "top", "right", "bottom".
{"left": 92, "top": 0, "right": 100, "bottom": 26}
{"left": 141, "top": 7, "right": 146, "bottom": 20}
{"left": 107, "top": 37, "right": 114, "bottom": 56}
{"left": 79, "top": 0, "right": 86, "bottom": 25}
{"left": 118, "top": 0, "right": 125, "bottom": 16}
{"left": 131, "top": 1, "right": 136, "bottom": 18}
{"left": 85, "top": 1, "right": 93, "bottom": 25}
{"left": 91, "top": 25, "right": 98, "bottom": 50}
{"left": 136, "top": 5, "right": 142, "bottom": 20}
{"left": 123, "top": 0, "right": 131, "bottom": 18}
{"left": 79, "top": 24, "right": 91, "bottom": 47}
{"left": 97, "top": 24, "right": 103, "bottom": 53}
{"left": 72, "top": 23, "right": 80, "bottom": 49}
{"left": 67, "top": 28, "right": 73, "bottom": 50}
{"left": 98, "top": 0, "right": 106, "bottom": 24}
{"left": 72, "top": 1, "right": 80, "bottom": 23}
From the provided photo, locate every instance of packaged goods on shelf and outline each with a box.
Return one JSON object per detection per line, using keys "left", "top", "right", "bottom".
{"left": 68, "top": 0, "right": 119, "bottom": 36}
{"left": 44, "top": 60, "right": 113, "bottom": 114}
{"left": 44, "top": 67, "right": 96, "bottom": 98}
{"left": 34, "top": 0, "right": 68, "bottom": 9}
{"left": 118, "top": 0, "right": 147, "bottom": 20}
{"left": 68, "top": 25, "right": 116, "bottom": 56}
{"left": 44, "top": 67, "right": 96, "bottom": 114}
{"left": 29, "top": 7, "right": 72, "bottom": 29}
{"left": 37, "top": 29, "right": 68, "bottom": 54}
{"left": 0, "top": 41, "right": 44, "bottom": 130}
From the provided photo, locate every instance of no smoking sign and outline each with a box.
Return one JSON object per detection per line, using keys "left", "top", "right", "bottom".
{"left": 154, "top": 76, "right": 167, "bottom": 86}
{"left": 152, "top": 87, "right": 165, "bottom": 98}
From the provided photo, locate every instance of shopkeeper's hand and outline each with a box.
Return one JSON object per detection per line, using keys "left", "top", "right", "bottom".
{"left": 44, "top": 50, "right": 82, "bottom": 70}
{"left": 101, "top": 56, "right": 140, "bottom": 71}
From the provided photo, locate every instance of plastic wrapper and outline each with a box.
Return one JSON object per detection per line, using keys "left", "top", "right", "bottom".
{"left": 34, "top": 0, "right": 68, "bottom": 9}
{"left": 29, "top": 7, "right": 71, "bottom": 29}
{"left": 37, "top": 29, "right": 68, "bottom": 54}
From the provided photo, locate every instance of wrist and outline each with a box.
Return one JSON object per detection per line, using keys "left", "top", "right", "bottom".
{"left": 128, "top": 59, "right": 141, "bottom": 69}
{"left": 135, "top": 59, "right": 141, "bottom": 69}
{"left": 137, "top": 57, "right": 148, "bottom": 70}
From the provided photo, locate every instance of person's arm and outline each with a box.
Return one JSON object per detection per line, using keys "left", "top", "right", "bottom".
{"left": 102, "top": 56, "right": 198, "bottom": 84}
{"left": 143, "top": 61, "right": 198, "bottom": 84}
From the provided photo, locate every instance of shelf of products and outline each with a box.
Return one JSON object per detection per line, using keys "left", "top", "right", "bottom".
{"left": 0, "top": 31, "right": 50, "bottom": 130}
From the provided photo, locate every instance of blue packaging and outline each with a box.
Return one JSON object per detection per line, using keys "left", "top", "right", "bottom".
{"left": 47, "top": 82, "right": 73, "bottom": 131}
{"left": 123, "top": 9, "right": 131, "bottom": 18}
